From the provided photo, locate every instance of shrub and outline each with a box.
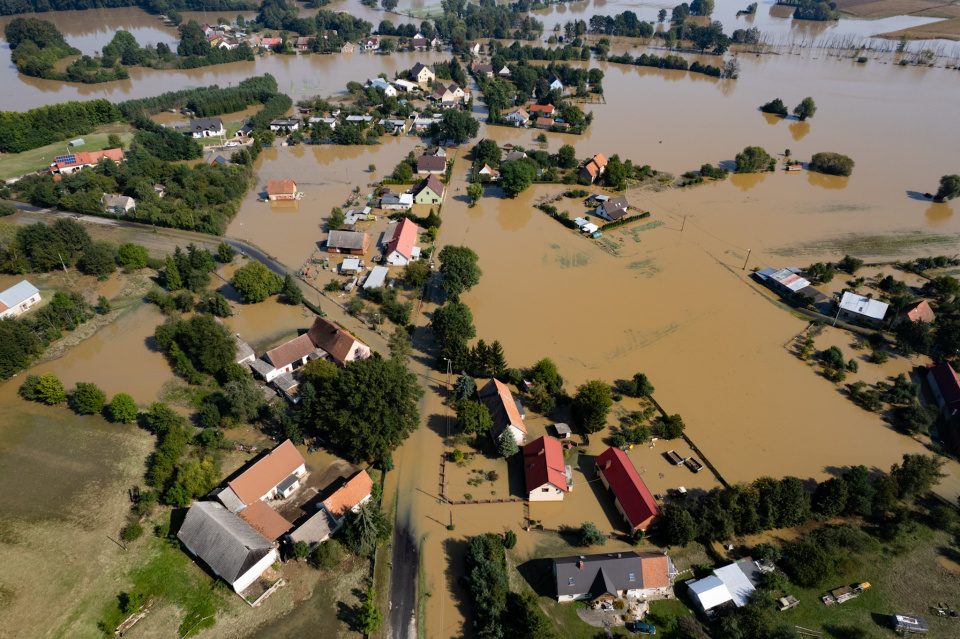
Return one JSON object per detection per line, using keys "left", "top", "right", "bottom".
{"left": 579, "top": 522, "right": 606, "bottom": 546}
{"left": 810, "top": 152, "right": 855, "bottom": 176}
{"left": 324, "top": 280, "right": 343, "bottom": 292}
{"left": 72, "top": 381, "right": 107, "bottom": 415}
{"left": 20, "top": 372, "right": 67, "bottom": 405}
{"left": 735, "top": 146, "right": 772, "bottom": 173}
{"left": 121, "top": 523, "right": 144, "bottom": 542}
{"left": 504, "top": 530, "right": 517, "bottom": 549}
{"left": 110, "top": 393, "right": 138, "bottom": 423}
{"left": 311, "top": 540, "right": 344, "bottom": 570}
{"left": 760, "top": 98, "right": 788, "bottom": 117}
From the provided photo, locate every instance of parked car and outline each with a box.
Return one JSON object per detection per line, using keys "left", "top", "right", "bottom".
{"left": 625, "top": 621, "right": 657, "bottom": 635}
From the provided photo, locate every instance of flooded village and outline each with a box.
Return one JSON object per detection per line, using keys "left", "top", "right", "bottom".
{"left": 2, "top": 1, "right": 960, "bottom": 638}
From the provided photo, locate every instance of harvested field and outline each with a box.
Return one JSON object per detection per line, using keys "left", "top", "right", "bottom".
{"left": 880, "top": 17, "right": 960, "bottom": 38}
{"left": 772, "top": 230, "right": 958, "bottom": 257}
{"left": 841, "top": 0, "right": 949, "bottom": 18}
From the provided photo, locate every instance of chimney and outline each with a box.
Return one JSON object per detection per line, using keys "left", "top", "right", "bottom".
{"left": 578, "top": 561, "right": 583, "bottom": 570}
{"left": 604, "top": 459, "right": 612, "bottom": 470}
{"left": 538, "top": 447, "right": 545, "bottom": 456}
{"left": 617, "top": 553, "right": 621, "bottom": 559}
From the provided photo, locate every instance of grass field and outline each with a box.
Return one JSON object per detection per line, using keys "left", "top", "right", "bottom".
{"left": 0, "top": 128, "right": 135, "bottom": 180}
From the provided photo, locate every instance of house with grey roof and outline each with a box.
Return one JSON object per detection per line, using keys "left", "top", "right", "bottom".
{"left": 177, "top": 501, "right": 278, "bottom": 592}
{"left": 101, "top": 194, "right": 136, "bottom": 215}
{"left": 189, "top": 118, "right": 224, "bottom": 138}
{"left": 553, "top": 551, "right": 676, "bottom": 603}
{"left": 595, "top": 196, "right": 630, "bottom": 221}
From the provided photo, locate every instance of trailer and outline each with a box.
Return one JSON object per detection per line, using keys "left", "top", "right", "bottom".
{"left": 665, "top": 450, "right": 684, "bottom": 465}
{"left": 684, "top": 457, "right": 704, "bottom": 473}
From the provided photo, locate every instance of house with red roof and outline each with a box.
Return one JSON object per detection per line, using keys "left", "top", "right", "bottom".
{"left": 413, "top": 174, "right": 445, "bottom": 205}
{"left": 51, "top": 148, "right": 124, "bottom": 175}
{"left": 385, "top": 217, "right": 420, "bottom": 266}
{"left": 523, "top": 436, "right": 572, "bottom": 501}
{"left": 578, "top": 153, "right": 608, "bottom": 183}
{"left": 527, "top": 104, "right": 556, "bottom": 116}
{"left": 894, "top": 299, "right": 935, "bottom": 327}
{"left": 927, "top": 362, "right": 960, "bottom": 455}
{"left": 478, "top": 379, "right": 527, "bottom": 446}
{"left": 595, "top": 448, "right": 662, "bottom": 532}
{"left": 321, "top": 470, "right": 374, "bottom": 523}
{"left": 215, "top": 439, "right": 307, "bottom": 511}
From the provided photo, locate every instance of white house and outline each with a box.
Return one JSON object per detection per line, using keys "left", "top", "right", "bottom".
{"left": 553, "top": 552, "right": 676, "bottom": 603}
{"left": 380, "top": 193, "right": 413, "bottom": 211}
{"left": 479, "top": 379, "right": 527, "bottom": 446}
{"left": 523, "top": 436, "right": 571, "bottom": 502}
{"left": 189, "top": 118, "right": 224, "bottom": 138}
{"left": 547, "top": 74, "right": 564, "bottom": 92}
{"left": 384, "top": 218, "right": 420, "bottom": 266}
{"left": 368, "top": 77, "right": 397, "bottom": 97}
{"left": 838, "top": 292, "right": 889, "bottom": 326}
{"left": 410, "top": 62, "right": 435, "bottom": 83}
{"left": 217, "top": 439, "right": 307, "bottom": 509}
{"left": 688, "top": 560, "right": 761, "bottom": 614}
{"left": 504, "top": 109, "right": 530, "bottom": 126}
{"left": 595, "top": 195, "right": 630, "bottom": 221}
{"left": 177, "top": 501, "right": 279, "bottom": 593}
{"left": 269, "top": 118, "right": 300, "bottom": 132}
{"left": 361, "top": 36, "right": 380, "bottom": 51}
{"left": 498, "top": 66, "right": 511, "bottom": 77}
{"left": 0, "top": 280, "right": 40, "bottom": 319}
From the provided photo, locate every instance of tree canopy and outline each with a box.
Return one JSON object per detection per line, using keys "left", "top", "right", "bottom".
{"left": 499, "top": 160, "right": 537, "bottom": 195}
{"left": 437, "top": 245, "right": 482, "bottom": 300}
{"left": 572, "top": 380, "right": 612, "bottom": 433}
{"left": 810, "top": 152, "right": 854, "bottom": 176}
{"left": 793, "top": 97, "right": 817, "bottom": 121}
{"left": 232, "top": 261, "right": 284, "bottom": 303}
{"left": 735, "top": 146, "right": 772, "bottom": 173}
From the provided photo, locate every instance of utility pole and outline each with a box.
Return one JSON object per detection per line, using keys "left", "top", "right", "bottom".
{"left": 681, "top": 215, "right": 686, "bottom": 232}
{"left": 57, "top": 251, "right": 68, "bottom": 273}
{"left": 742, "top": 248, "right": 752, "bottom": 270}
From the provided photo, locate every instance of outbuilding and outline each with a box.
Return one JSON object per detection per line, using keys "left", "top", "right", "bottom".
{"left": 0, "top": 280, "right": 40, "bottom": 319}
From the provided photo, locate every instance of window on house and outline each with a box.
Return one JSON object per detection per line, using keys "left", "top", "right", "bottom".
{"left": 542, "top": 488, "right": 550, "bottom": 492}
{"left": 628, "top": 573, "right": 635, "bottom": 582}
{"left": 568, "top": 578, "right": 574, "bottom": 585}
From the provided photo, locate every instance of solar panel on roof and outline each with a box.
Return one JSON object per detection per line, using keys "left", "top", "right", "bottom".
{"left": 55, "top": 154, "right": 77, "bottom": 164}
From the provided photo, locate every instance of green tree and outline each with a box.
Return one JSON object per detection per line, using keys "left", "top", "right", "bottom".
{"left": 292, "top": 540, "right": 311, "bottom": 560}
{"left": 72, "top": 381, "right": 106, "bottom": 415}
{"left": 176, "top": 457, "right": 220, "bottom": 498}
{"left": 488, "top": 341, "right": 507, "bottom": 375}
{"left": 107, "top": 133, "right": 124, "bottom": 149}
{"left": 20, "top": 372, "right": 66, "bottom": 404}
{"left": 458, "top": 400, "right": 493, "bottom": 435}
{"left": 659, "top": 414, "right": 686, "bottom": 439}
{"left": 895, "top": 400, "right": 938, "bottom": 435}
{"left": 121, "top": 522, "right": 143, "bottom": 541}
{"left": 572, "top": 380, "right": 612, "bottom": 433}
{"left": 735, "top": 146, "right": 772, "bottom": 173}
{"left": 109, "top": 392, "right": 138, "bottom": 423}
{"left": 217, "top": 241, "right": 235, "bottom": 263}
{"left": 812, "top": 477, "right": 848, "bottom": 518}
{"left": 117, "top": 243, "right": 149, "bottom": 269}
{"left": 232, "top": 261, "right": 283, "bottom": 303}
{"left": 433, "top": 109, "right": 479, "bottom": 144}
{"left": 156, "top": 313, "right": 237, "bottom": 376}
{"left": 578, "top": 521, "right": 606, "bottom": 546}
{"left": 221, "top": 377, "right": 266, "bottom": 423}
{"left": 785, "top": 541, "right": 832, "bottom": 587}
{"left": 328, "top": 206, "right": 346, "bottom": 231}
{"left": 404, "top": 259, "right": 431, "bottom": 288}
{"left": 437, "top": 245, "right": 482, "bottom": 300}
{"left": 431, "top": 301, "right": 476, "bottom": 351}
{"left": 840, "top": 465, "right": 874, "bottom": 516}
{"left": 498, "top": 428, "right": 519, "bottom": 457}
{"left": 163, "top": 255, "right": 183, "bottom": 290}
{"left": 475, "top": 138, "right": 502, "bottom": 167}
{"left": 810, "top": 152, "right": 855, "bottom": 176}
{"left": 387, "top": 326, "right": 412, "bottom": 362}
{"left": 77, "top": 241, "right": 118, "bottom": 279}
{"left": 760, "top": 98, "right": 788, "bottom": 117}
{"left": 282, "top": 273, "right": 303, "bottom": 305}
{"left": 934, "top": 174, "right": 960, "bottom": 202}
{"left": 355, "top": 587, "right": 384, "bottom": 634}
{"left": 793, "top": 97, "right": 816, "bottom": 121}
{"left": 604, "top": 154, "right": 627, "bottom": 190}
{"left": 453, "top": 373, "right": 477, "bottom": 402}
{"left": 467, "top": 182, "right": 483, "bottom": 204}
{"left": 891, "top": 453, "right": 946, "bottom": 498}
{"left": 97, "top": 295, "right": 111, "bottom": 314}
{"left": 658, "top": 8, "right": 668, "bottom": 21}
{"left": 664, "top": 504, "right": 698, "bottom": 546}
{"left": 837, "top": 254, "right": 864, "bottom": 273}
{"left": 500, "top": 160, "right": 537, "bottom": 195}
{"left": 634, "top": 373, "right": 654, "bottom": 397}
{"left": 203, "top": 292, "right": 231, "bottom": 317}
{"left": 557, "top": 143, "right": 577, "bottom": 169}
{"left": 894, "top": 319, "right": 933, "bottom": 356}
{"left": 531, "top": 358, "right": 562, "bottom": 393}
{"left": 341, "top": 500, "right": 392, "bottom": 556}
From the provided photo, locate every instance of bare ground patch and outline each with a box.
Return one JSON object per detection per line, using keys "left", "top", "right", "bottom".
{"left": 879, "top": 17, "right": 960, "bottom": 39}
{"left": 772, "top": 231, "right": 958, "bottom": 258}
{"left": 841, "top": 0, "right": 949, "bottom": 17}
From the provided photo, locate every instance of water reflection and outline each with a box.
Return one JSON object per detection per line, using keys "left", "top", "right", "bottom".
{"left": 762, "top": 112, "right": 784, "bottom": 125}
{"left": 731, "top": 172, "right": 767, "bottom": 191}
{"left": 789, "top": 120, "right": 811, "bottom": 140}
{"left": 925, "top": 202, "right": 954, "bottom": 226}
{"left": 807, "top": 172, "right": 849, "bottom": 190}
{"left": 495, "top": 191, "right": 533, "bottom": 232}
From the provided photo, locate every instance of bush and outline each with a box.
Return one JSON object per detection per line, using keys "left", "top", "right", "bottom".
{"left": 109, "top": 392, "right": 138, "bottom": 423}
{"left": 810, "top": 152, "right": 855, "bottom": 176}
{"left": 579, "top": 521, "right": 606, "bottom": 546}
{"left": 72, "top": 381, "right": 107, "bottom": 415}
{"left": 735, "top": 146, "right": 772, "bottom": 173}
{"left": 117, "top": 243, "right": 149, "bottom": 269}
{"left": 760, "top": 98, "right": 788, "bottom": 117}
{"left": 20, "top": 372, "right": 66, "bottom": 405}
{"left": 504, "top": 530, "right": 517, "bottom": 549}
{"left": 232, "top": 261, "right": 283, "bottom": 303}
{"left": 121, "top": 522, "right": 144, "bottom": 542}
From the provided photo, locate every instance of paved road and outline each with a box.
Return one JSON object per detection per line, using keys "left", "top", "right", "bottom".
{"left": 386, "top": 525, "right": 419, "bottom": 639}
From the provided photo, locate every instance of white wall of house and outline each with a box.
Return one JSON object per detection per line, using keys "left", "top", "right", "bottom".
{"left": 386, "top": 251, "right": 411, "bottom": 266}
{"left": 558, "top": 593, "right": 591, "bottom": 603}
{"left": 232, "top": 548, "right": 279, "bottom": 592}
{"left": 0, "top": 292, "right": 40, "bottom": 319}
{"left": 528, "top": 482, "right": 564, "bottom": 502}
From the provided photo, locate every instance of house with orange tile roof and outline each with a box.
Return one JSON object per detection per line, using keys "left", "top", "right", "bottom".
{"left": 267, "top": 180, "right": 299, "bottom": 201}
{"left": 321, "top": 470, "right": 374, "bottom": 523}
{"left": 894, "top": 299, "right": 935, "bottom": 327}
{"left": 217, "top": 439, "right": 307, "bottom": 509}
{"left": 51, "top": 148, "right": 124, "bottom": 174}
{"left": 259, "top": 333, "right": 323, "bottom": 383}
{"left": 523, "top": 436, "right": 572, "bottom": 501}
{"left": 579, "top": 153, "right": 608, "bottom": 183}
{"left": 553, "top": 551, "right": 676, "bottom": 602}
{"left": 527, "top": 104, "right": 556, "bottom": 116}
{"left": 478, "top": 379, "right": 527, "bottom": 446}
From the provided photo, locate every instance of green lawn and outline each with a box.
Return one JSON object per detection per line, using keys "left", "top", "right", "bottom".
{"left": 0, "top": 131, "right": 135, "bottom": 180}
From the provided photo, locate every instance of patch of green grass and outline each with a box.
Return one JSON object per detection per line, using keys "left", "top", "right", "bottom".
{"left": 0, "top": 131, "right": 135, "bottom": 180}
{"left": 601, "top": 237, "right": 621, "bottom": 250}
{"left": 556, "top": 252, "right": 589, "bottom": 268}
{"left": 98, "top": 539, "right": 226, "bottom": 637}
{"left": 627, "top": 259, "right": 660, "bottom": 278}
{"left": 0, "top": 221, "right": 18, "bottom": 244}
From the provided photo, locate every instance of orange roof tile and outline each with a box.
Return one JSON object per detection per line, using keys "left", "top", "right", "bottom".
{"left": 228, "top": 440, "right": 306, "bottom": 505}
{"left": 266, "top": 333, "right": 317, "bottom": 369}
{"left": 639, "top": 554, "right": 670, "bottom": 588}
{"left": 322, "top": 470, "right": 374, "bottom": 520}
{"left": 267, "top": 180, "right": 297, "bottom": 196}
{"left": 523, "top": 436, "right": 568, "bottom": 493}
{"left": 898, "top": 299, "right": 935, "bottom": 324}
{"left": 386, "top": 218, "right": 418, "bottom": 261}
{"left": 238, "top": 499, "right": 293, "bottom": 541}
{"left": 592, "top": 153, "right": 607, "bottom": 169}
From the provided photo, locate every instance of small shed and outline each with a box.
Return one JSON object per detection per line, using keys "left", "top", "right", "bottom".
{"left": 69, "top": 138, "right": 85, "bottom": 147}
{"left": 363, "top": 266, "right": 389, "bottom": 290}
{"left": 553, "top": 423, "right": 571, "bottom": 439}
{"left": 340, "top": 258, "right": 361, "bottom": 273}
